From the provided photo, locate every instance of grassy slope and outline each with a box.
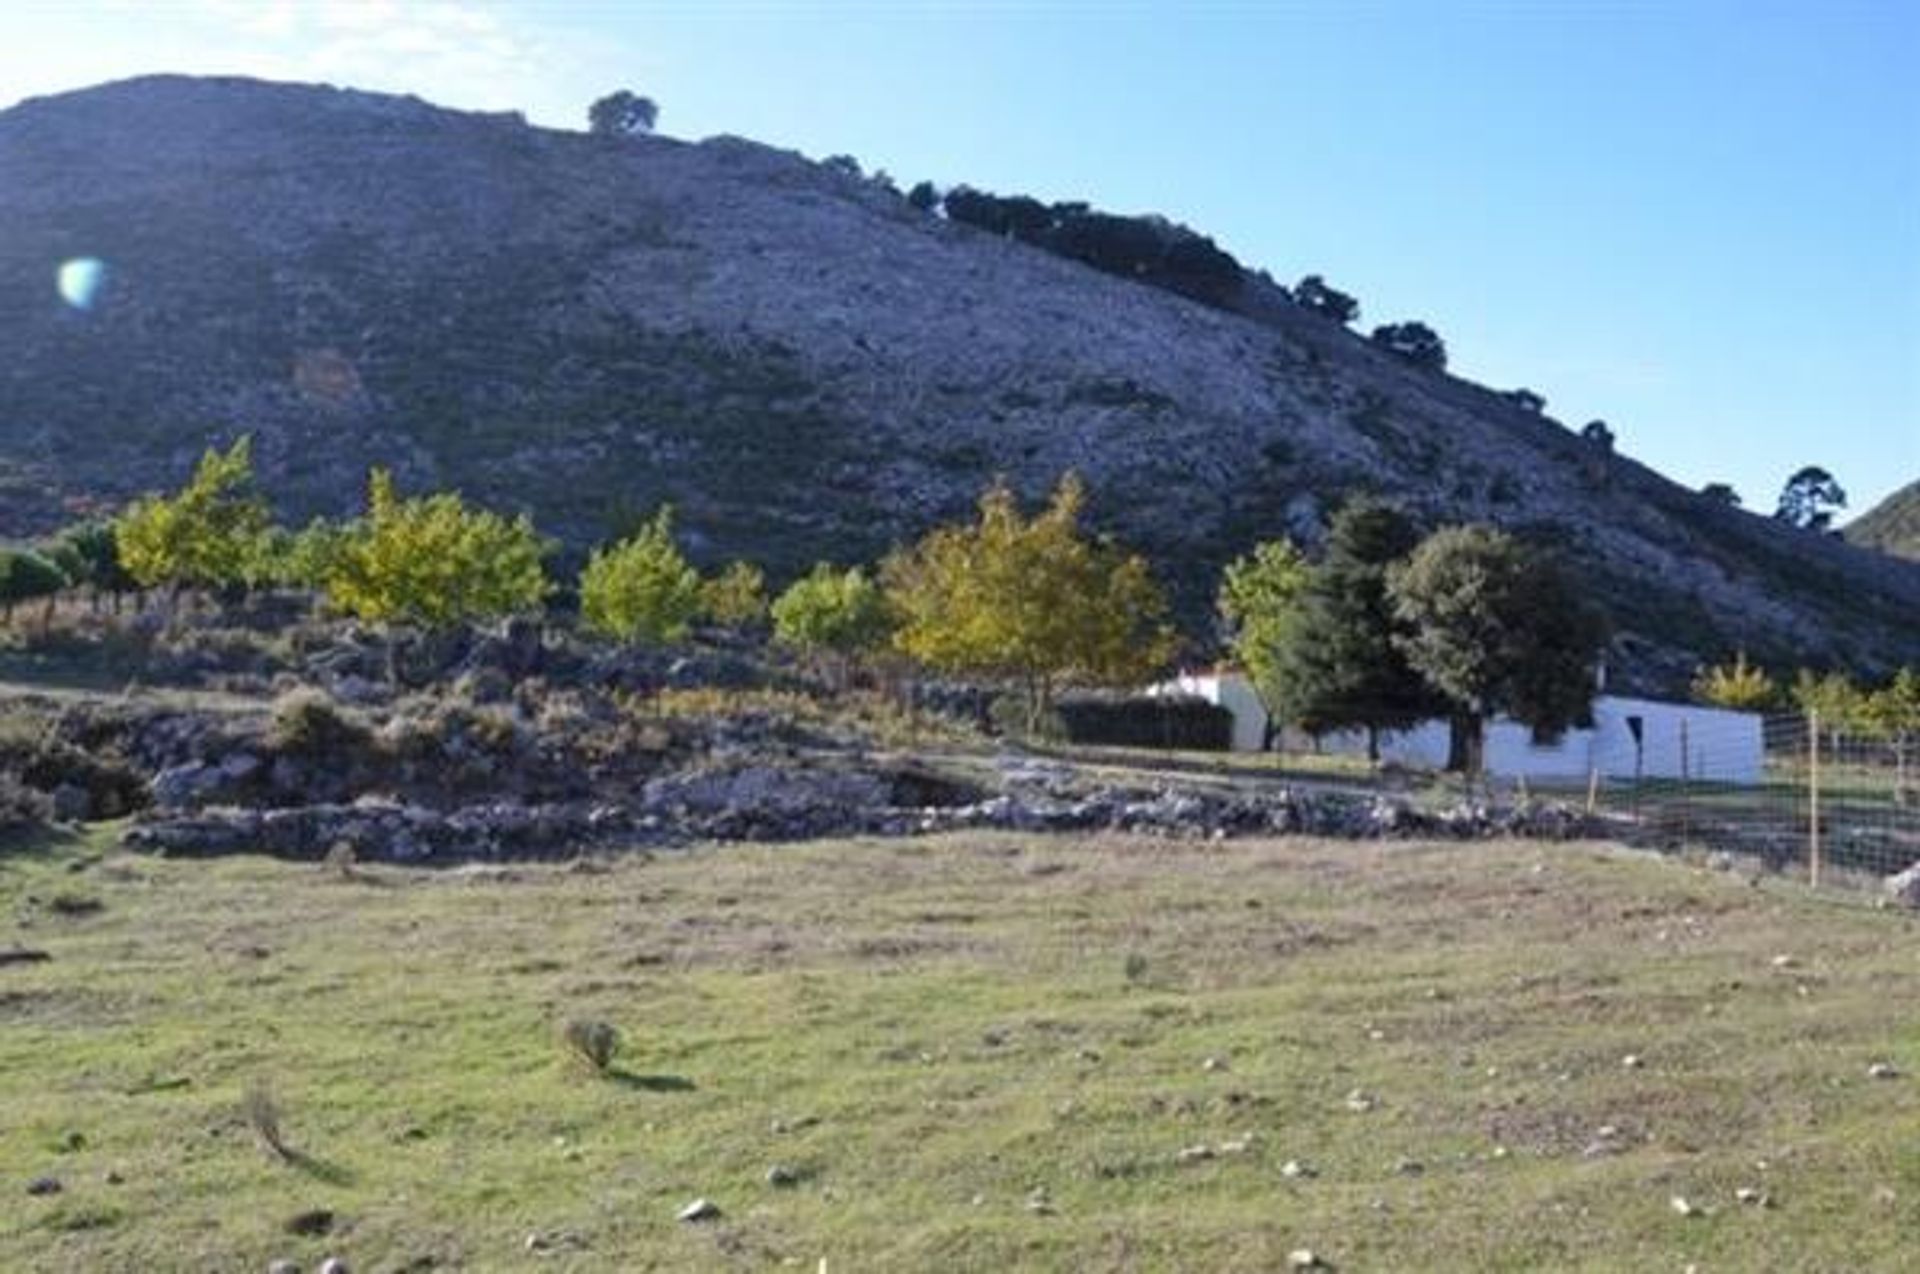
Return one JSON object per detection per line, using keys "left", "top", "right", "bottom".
{"left": 2, "top": 830, "right": 1916, "bottom": 1272}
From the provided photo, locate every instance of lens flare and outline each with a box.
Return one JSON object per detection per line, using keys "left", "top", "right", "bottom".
{"left": 57, "top": 257, "right": 107, "bottom": 310}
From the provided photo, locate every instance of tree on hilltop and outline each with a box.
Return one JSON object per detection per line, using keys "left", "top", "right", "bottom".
{"left": 588, "top": 90, "right": 658, "bottom": 137}
{"left": 1294, "top": 274, "right": 1359, "bottom": 324}
{"left": 1775, "top": 465, "right": 1846, "bottom": 532}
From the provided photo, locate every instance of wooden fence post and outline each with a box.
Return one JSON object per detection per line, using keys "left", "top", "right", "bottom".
{"left": 1679, "top": 718, "right": 1691, "bottom": 847}
{"left": 1808, "top": 709, "right": 1821, "bottom": 888}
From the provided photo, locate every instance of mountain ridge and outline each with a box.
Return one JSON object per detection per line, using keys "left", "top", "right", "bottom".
{"left": 1846, "top": 480, "right": 1920, "bottom": 561}
{"left": 2, "top": 74, "right": 1916, "bottom": 689}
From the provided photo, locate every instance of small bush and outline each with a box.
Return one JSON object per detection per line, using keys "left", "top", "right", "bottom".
{"left": 1054, "top": 694, "right": 1233, "bottom": 751}
{"left": 45, "top": 891, "right": 104, "bottom": 917}
{"left": 0, "top": 771, "right": 52, "bottom": 838}
{"left": 270, "top": 688, "right": 370, "bottom": 758}
{"left": 561, "top": 1018, "right": 621, "bottom": 1073}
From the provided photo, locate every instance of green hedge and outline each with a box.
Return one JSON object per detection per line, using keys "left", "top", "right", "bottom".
{"left": 1055, "top": 694, "right": 1233, "bottom": 751}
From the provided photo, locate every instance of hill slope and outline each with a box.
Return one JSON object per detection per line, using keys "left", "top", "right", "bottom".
{"left": 1846, "top": 480, "right": 1920, "bottom": 561}
{"left": 1, "top": 75, "right": 1916, "bottom": 687}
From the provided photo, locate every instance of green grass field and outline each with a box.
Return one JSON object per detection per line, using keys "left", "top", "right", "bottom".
{"left": 2, "top": 829, "right": 1916, "bottom": 1271}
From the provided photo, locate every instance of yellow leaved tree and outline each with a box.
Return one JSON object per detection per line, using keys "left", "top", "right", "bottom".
{"left": 1690, "top": 651, "right": 1779, "bottom": 712}
{"left": 883, "top": 473, "right": 1173, "bottom": 733}
{"left": 324, "top": 469, "right": 550, "bottom": 630}
{"left": 114, "top": 436, "right": 271, "bottom": 595}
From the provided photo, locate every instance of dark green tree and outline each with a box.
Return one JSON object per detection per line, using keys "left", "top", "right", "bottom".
{"left": 44, "top": 521, "right": 136, "bottom": 610}
{"left": 587, "top": 90, "right": 657, "bottom": 137}
{"left": 1294, "top": 274, "right": 1359, "bottom": 324}
{"left": 1774, "top": 465, "right": 1846, "bottom": 531}
{"left": 0, "top": 548, "right": 69, "bottom": 628}
{"left": 906, "top": 180, "right": 940, "bottom": 212}
{"left": 1699, "top": 482, "right": 1742, "bottom": 508}
{"left": 1285, "top": 498, "right": 1448, "bottom": 759}
{"left": 1388, "top": 525, "right": 1607, "bottom": 773}
{"left": 1370, "top": 321, "right": 1448, "bottom": 371}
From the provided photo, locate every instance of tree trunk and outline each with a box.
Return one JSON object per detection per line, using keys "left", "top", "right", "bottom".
{"left": 1366, "top": 725, "right": 1381, "bottom": 764}
{"left": 1446, "top": 714, "right": 1484, "bottom": 774}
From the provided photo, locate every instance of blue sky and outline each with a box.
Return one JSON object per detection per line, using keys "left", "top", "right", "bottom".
{"left": 5, "top": 1, "right": 1915, "bottom": 519}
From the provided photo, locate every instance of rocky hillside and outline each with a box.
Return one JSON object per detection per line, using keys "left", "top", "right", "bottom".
{"left": 1846, "top": 480, "right": 1920, "bottom": 561}
{"left": 2, "top": 75, "right": 1917, "bottom": 687}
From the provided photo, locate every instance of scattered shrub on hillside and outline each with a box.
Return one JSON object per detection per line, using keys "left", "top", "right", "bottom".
{"left": 561, "top": 1018, "right": 621, "bottom": 1074}
{"left": 1502, "top": 388, "right": 1547, "bottom": 414}
{"left": 1294, "top": 274, "right": 1360, "bottom": 324}
{"left": 270, "top": 688, "right": 371, "bottom": 758}
{"left": 906, "top": 180, "right": 940, "bottom": 212}
{"left": 0, "top": 771, "right": 52, "bottom": 838}
{"left": 1370, "top": 321, "right": 1448, "bottom": 371}
{"left": 1700, "top": 482, "right": 1742, "bottom": 508}
{"left": 701, "top": 560, "right": 769, "bottom": 630}
{"left": 940, "top": 186, "right": 1245, "bottom": 307}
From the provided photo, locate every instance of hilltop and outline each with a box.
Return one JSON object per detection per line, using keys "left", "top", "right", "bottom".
{"left": 1847, "top": 480, "right": 1920, "bottom": 562}
{"left": 1, "top": 75, "right": 1916, "bottom": 687}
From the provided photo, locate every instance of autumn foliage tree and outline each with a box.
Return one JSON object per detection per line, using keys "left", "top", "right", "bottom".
{"left": 701, "top": 560, "right": 770, "bottom": 630}
{"left": 884, "top": 474, "right": 1173, "bottom": 732}
{"left": 114, "top": 436, "right": 270, "bottom": 595}
{"left": 325, "top": 469, "right": 550, "bottom": 630}
{"left": 578, "top": 507, "right": 702, "bottom": 644}
{"left": 1691, "top": 651, "right": 1778, "bottom": 711}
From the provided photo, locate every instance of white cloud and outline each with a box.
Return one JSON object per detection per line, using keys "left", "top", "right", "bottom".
{"left": 0, "top": 1, "right": 625, "bottom": 128}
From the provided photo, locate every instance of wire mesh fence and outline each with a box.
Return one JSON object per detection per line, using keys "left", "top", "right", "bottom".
{"left": 1590, "top": 710, "right": 1918, "bottom": 886}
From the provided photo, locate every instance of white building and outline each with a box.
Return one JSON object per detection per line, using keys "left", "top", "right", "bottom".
{"left": 1158, "top": 671, "right": 1765, "bottom": 786}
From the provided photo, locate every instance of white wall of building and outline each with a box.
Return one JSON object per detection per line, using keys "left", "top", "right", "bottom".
{"left": 1156, "top": 673, "right": 1765, "bottom": 786}
{"left": 1327, "top": 695, "right": 1764, "bottom": 785}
